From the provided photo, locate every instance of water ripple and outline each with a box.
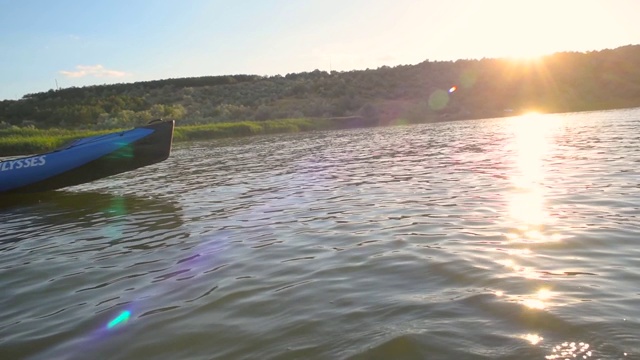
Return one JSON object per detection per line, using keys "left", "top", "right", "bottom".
{"left": 2, "top": 109, "right": 640, "bottom": 359}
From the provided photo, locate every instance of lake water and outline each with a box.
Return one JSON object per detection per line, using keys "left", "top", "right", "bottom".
{"left": 1, "top": 108, "right": 639, "bottom": 359}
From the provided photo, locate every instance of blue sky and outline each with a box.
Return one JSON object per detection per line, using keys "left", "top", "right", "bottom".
{"left": 1, "top": 0, "right": 639, "bottom": 100}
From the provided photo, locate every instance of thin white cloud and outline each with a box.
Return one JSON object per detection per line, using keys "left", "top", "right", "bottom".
{"left": 59, "top": 65, "right": 130, "bottom": 78}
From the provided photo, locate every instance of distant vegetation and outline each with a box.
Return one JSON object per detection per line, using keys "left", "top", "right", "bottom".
{"left": 1, "top": 45, "right": 640, "bottom": 131}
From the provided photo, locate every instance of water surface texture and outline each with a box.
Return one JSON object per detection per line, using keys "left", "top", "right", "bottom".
{"left": 1, "top": 109, "right": 639, "bottom": 359}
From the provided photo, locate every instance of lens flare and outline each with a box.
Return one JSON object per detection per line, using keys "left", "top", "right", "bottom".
{"left": 428, "top": 89, "right": 449, "bottom": 110}
{"left": 107, "top": 310, "right": 131, "bottom": 329}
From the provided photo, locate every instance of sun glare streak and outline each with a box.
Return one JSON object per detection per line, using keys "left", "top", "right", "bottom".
{"left": 510, "top": 112, "right": 548, "bottom": 187}
{"left": 508, "top": 189, "right": 546, "bottom": 226}
{"left": 495, "top": 113, "right": 567, "bottom": 283}
{"left": 506, "top": 112, "right": 560, "bottom": 230}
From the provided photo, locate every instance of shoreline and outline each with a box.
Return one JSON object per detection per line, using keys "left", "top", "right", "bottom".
{"left": 1, "top": 117, "right": 378, "bottom": 157}
{"left": 2, "top": 106, "right": 637, "bottom": 157}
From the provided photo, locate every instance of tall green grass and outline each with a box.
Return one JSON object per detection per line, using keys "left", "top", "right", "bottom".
{"left": 173, "top": 118, "right": 318, "bottom": 141}
{"left": 0, "top": 117, "right": 377, "bottom": 157}
{"left": 0, "top": 128, "right": 117, "bottom": 156}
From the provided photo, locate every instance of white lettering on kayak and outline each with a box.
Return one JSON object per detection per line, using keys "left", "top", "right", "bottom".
{"left": 0, "top": 155, "right": 46, "bottom": 172}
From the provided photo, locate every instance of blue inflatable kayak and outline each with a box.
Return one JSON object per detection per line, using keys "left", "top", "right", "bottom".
{"left": 0, "top": 120, "right": 174, "bottom": 194}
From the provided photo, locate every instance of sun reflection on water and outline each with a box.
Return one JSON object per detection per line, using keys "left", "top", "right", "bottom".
{"left": 521, "top": 288, "right": 554, "bottom": 310}
{"left": 506, "top": 112, "right": 557, "bottom": 229}
{"left": 521, "top": 333, "right": 544, "bottom": 345}
{"left": 495, "top": 114, "right": 570, "bottom": 350}
{"left": 501, "top": 112, "right": 566, "bottom": 247}
{"left": 545, "top": 342, "right": 593, "bottom": 359}
{"left": 496, "top": 258, "right": 540, "bottom": 279}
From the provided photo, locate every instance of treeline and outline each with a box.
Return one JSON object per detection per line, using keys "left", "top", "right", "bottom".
{"left": 2, "top": 45, "right": 640, "bottom": 129}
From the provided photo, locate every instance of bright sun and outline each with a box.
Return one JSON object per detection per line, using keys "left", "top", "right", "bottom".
{"left": 494, "top": 22, "right": 556, "bottom": 61}
{"left": 504, "top": 49, "right": 545, "bottom": 62}
{"left": 452, "top": 0, "right": 610, "bottom": 60}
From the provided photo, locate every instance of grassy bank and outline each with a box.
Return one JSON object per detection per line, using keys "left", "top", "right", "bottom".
{"left": 173, "top": 118, "right": 315, "bottom": 141}
{"left": 0, "top": 117, "right": 379, "bottom": 157}
{"left": 172, "top": 117, "right": 378, "bottom": 141}
{"left": 0, "top": 128, "right": 118, "bottom": 157}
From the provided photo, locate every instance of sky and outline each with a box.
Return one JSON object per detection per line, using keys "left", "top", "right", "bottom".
{"left": 1, "top": 0, "right": 639, "bottom": 100}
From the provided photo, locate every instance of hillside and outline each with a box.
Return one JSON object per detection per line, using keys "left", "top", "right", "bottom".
{"left": 2, "top": 45, "right": 640, "bottom": 129}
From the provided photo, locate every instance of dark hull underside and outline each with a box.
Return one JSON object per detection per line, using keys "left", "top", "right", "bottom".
{"left": 2, "top": 120, "right": 174, "bottom": 194}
